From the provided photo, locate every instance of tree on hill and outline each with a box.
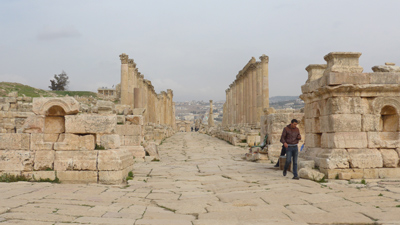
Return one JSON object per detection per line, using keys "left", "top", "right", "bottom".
{"left": 49, "top": 71, "right": 69, "bottom": 91}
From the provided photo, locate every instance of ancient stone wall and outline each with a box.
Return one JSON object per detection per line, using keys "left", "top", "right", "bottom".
{"left": 301, "top": 52, "right": 400, "bottom": 179}
{"left": 0, "top": 96, "right": 172, "bottom": 184}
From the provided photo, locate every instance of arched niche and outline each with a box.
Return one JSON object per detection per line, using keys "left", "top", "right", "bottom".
{"left": 44, "top": 105, "right": 66, "bottom": 138}
{"left": 379, "top": 105, "right": 399, "bottom": 141}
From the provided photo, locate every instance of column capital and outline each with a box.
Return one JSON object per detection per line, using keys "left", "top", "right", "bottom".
{"left": 119, "top": 53, "right": 129, "bottom": 64}
{"left": 259, "top": 54, "right": 269, "bottom": 63}
{"left": 128, "top": 59, "right": 136, "bottom": 68}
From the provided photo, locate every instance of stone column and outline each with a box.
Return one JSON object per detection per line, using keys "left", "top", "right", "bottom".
{"left": 252, "top": 65, "right": 257, "bottom": 124}
{"left": 260, "top": 54, "right": 269, "bottom": 110}
{"left": 208, "top": 100, "right": 215, "bottom": 127}
{"left": 172, "top": 102, "right": 176, "bottom": 130}
{"left": 119, "top": 53, "right": 129, "bottom": 105}
{"left": 248, "top": 68, "right": 253, "bottom": 124}
{"left": 244, "top": 72, "right": 249, "bottom": 124}
{"left": 134, "top": 88, "right": 143, "bottom": 108}
{"left": 227, "top": 88, "right": 231, "bottom": 126}
{"left": 256, "top": 63, "right": 263, "bottom": 122}
{"left": 239, "top": 76, "right": 244, "bottom": 124}
{"left": 128, "top": 59, "right": 136, "bottom": 108}
{"left": 167, "top": 89, "right": 173, "bottom": 126}
{"left": 233, "top": 82, "right": 237, "bottom": 125}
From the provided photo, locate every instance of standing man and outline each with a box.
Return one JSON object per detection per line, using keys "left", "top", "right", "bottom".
{"left": 280, "top": 119, "right": 301, "bottom": 180}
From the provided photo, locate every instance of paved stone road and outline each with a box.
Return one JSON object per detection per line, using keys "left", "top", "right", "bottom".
{"left": 1, "top": 132, "right": 400, "bottom": 224}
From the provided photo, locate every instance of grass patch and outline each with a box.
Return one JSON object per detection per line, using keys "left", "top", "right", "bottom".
{"left": 361, "top": 179, "right": 366, "bottom": 185}
{"left": 0, "top": 82, "right": 53, "bottom": 97}
{"left": 95, "top": 144, "right": 105, "bottom": 150}
{"left": 0, "top": 173, "right": 31, "bottom": 182}
{"left": 126, "top": 171, "right": 134, "bottom": 181}
{"left": 396, "top": 205, "right": 400, "bottom": 207}
{"left": 378, "top": 193, "right": 383, "bottom": 196}
{"left": 316, "top": 176, "right": 327, "bottom": 183}
{"left": 151, "top": 158, "right": 160, "bottom": 162}
{"left": 335, "top": 174, "right": 339, "bottom": 179}
{"left": 51, "top": 90, "right": 97, "bottom": 97}
{"left": 0, "top": 173, "right": 60, "bottom": 183}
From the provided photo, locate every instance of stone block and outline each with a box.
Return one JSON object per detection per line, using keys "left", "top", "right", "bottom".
{"left": 56, "top": 171, "right": 98, "bottom": 183}
{"left": 0, "top": 133, "right": 30, "bottom": 150}
{"left": 98, "top": 170, "right": 126, "bottom": 185}
{"left": 362, "top": 114, "right": 380, "bottom": 132}
{"left": 369, "top": 72, "right": 399, "bottom": 84}
{"left": 17, "top": 115, "right": 45, "bottom": 133}
{"left": 44, "top": 116, "right": 65, "bottom": 134}
{"left": 338, "top": 172, "right": 351, "bottom": 180}
{"left": 98, "top": 149, "right": 133, "bottom": 171}
{"left": 367, "top": 132, "right": 400, "bottom": 148}
{"left": 326, "top": 73, "right": 368, "bottom": 86}
{"left": 298, "top": 168, "right": 325, "bottom": 181}
{"left": 99, "top": 134, "right": 121, "bottom": 149}
{"left": 115, "top": 124, "right": 142, "bottom": 136}
{"left": 298, "top": 160, "right": 315, "bottom": 170}
{"left": 321, "top": 132, "right": 367, "bottom": 149}
{"left": 143, "top": 142, "right": 159, "bottom": 160}
{"left": 34, "top": 150, "right": 55, "bottom": 170}
{"left": 305, "top": 133, "right": 322, "bottom": 148}
{"left": 24, "top": 171, "right": 56, "bottom": 180}
{"left": 65, "top": 114, "right": 116, "bottom": 134}
{"left": 325, "top": 97, "right": 363, "bottom": 115}
{"left": 122, "top": 135, "right": 142, "bottom": 146}
{"left": 126, "top": 115, "right": 144, "bottom": 125}
{"left": 317, "top": 149, "right": 350, "bottom": 169}
{"left": 54, "top": 134, "right": 95, "bottom": 151}
{"left": 117, "top": 115, "right": 125, "bottom": 125}
{"left": 44, "top": 133, "right": 60, "bottom": 142}
{"left": 320, "top": 114, "right": 361, "bottom": 132}
{"left": 54, "top": 151, "right": 97, "bottom": 171}
{"left": 121, "top": 146, "right": 146, "bottom": 159}
{"left": 348, "top": 148, "right": 383, "bottom": 169}
{"left": 377, "top": 168, "right": 400, "bottom": 178}
{"left": 31, "top": 133, "right": 53, "bottom": 151}
{"left": 0, "top": 150, "right": 33, "bottom": 171}
{"left": 323, "top": 52, "right": 363, "bottom": 74}
{"left": 380, "top": 149, "right": 399, "bottom": 168}
{"left": 96, "top": 100, "right": 115, "bottom": 114}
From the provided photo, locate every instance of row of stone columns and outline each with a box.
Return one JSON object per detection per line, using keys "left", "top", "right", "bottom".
{"left": 119, "top": 53, "right": 175, "bottom": 127}
{"left": 223, "top": 54, "right": 269, "bottom": 126}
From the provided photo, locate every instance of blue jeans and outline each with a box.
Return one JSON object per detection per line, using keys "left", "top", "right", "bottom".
{"left": 284, "top": 145, "right": 298, "bottom": 177}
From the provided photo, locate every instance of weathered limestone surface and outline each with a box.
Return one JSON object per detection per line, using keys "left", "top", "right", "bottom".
{"left": 65, "top": 114, "right": 117, "bottom": 134}
{"left": 301, "top": 52, "right": 400, "bottom": 179}
{"left": 1, "top": 133, "right": 398, "bottom": 224}
{"left": 0, "top": 97, "right": 143, "bottom": 184}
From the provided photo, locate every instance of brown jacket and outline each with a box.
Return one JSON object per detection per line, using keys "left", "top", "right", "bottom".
{"left": 280, "top": 124, "right": 301, "bottom": 145}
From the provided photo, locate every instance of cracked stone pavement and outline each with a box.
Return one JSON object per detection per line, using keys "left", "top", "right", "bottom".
{"left": 1, "top": 132, "right": 400, "bottom": 224}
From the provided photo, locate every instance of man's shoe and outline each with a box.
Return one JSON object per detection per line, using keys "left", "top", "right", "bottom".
{"left": 292, "top": 177, "right": 300, "bottom": 180}
{"left": 283, "top": 170, "right": 287, "bottom": 176}
{"left": 274, "top": 164, "right": 279, "bottom": 168}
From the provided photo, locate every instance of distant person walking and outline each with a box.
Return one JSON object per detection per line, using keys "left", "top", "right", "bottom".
{"left": 280, "top": 119, "right": 301, "bottom": 180}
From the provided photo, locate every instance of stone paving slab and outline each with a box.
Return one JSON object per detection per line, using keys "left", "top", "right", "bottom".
{"left": 1, "top": 133, "right": 400, "bottom": 224}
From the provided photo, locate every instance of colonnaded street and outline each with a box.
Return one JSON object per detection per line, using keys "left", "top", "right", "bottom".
{"left": 1, "top": 132, "right": 400, "bottom": 225}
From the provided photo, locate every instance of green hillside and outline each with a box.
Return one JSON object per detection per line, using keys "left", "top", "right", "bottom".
{"left": 0, "top": 82, "right": 97, "bottom": 98}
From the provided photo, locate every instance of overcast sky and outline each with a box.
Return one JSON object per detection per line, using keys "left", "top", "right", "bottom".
{"left": 1, "top": 1, "right": 400, "bottom": 101}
